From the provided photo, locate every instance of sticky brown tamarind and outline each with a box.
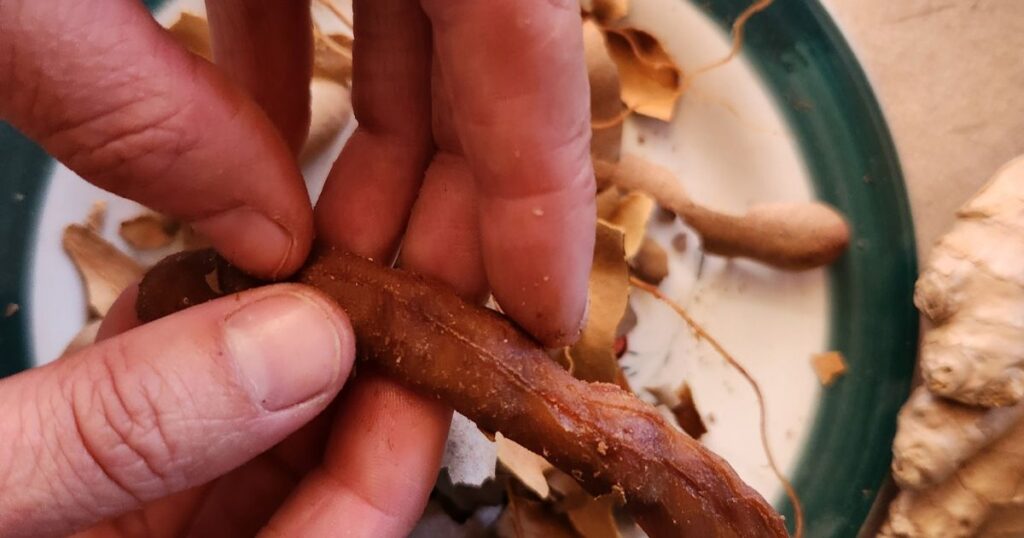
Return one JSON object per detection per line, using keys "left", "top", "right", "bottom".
{"left": 136, "top": 248, "right": 787, "bottom": 538}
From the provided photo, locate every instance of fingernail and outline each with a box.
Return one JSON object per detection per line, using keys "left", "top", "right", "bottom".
{"left": 224, "top": 293, "right": 342, "bottom": 411}
{"left": 193, "top": 207, "right": 293, "bottom": 278}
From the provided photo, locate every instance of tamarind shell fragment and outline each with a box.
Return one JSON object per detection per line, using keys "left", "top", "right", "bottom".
{"left": 137, "top": 248, "right": 787, "bottom": 538}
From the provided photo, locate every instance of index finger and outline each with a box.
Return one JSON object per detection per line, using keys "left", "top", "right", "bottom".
{"left": 0, "top": 0, "right": 312, "bottom": 278}
{"left": 422, "top": 0, "right": 596, "bottom": 346}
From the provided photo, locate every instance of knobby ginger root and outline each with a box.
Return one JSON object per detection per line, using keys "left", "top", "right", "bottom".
{"left": 883, "top": 156, "right": 1024, "bottom": 537}
{"left": 136, "top": 249, "right": 787, "bottom": 538}
{"left": 596, "top": 155, "right": 851, "bottom": 270}
{"left": 881, "top": 414, "right": 1024, "bottom": 538}
{"left": 891, "top": 388, "right": 1024, "bottom": 490}
{"left": 916, "top": 156, "right": 1024, "bottom": 407}
{"left": 977, "top": 508, "right": 1024, "bottom": 537}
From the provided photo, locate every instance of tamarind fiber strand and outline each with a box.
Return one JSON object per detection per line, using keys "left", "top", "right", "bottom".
{"left": 136, "top": 248, "right": 787, "bottom": 538}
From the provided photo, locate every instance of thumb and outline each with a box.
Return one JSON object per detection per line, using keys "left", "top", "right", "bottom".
{"left": 0, "top": 285, "right": 353, "bottom": 538}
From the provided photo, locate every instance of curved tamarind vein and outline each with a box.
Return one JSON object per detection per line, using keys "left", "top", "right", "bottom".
{"left": 136, "top": 248, "right": 787, "bottom": 538}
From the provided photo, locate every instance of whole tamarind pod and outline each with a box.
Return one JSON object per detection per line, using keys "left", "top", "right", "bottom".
{"left": 137, "top": 248, "right": 787, "bottom": 538}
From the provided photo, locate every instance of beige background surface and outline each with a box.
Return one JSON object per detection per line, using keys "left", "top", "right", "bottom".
{"left": 824, "top": 0, "right": 1024, "bottom": 257}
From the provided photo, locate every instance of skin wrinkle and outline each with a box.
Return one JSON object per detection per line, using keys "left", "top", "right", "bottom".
{"left": 170, "top": 332, "right": 278, "bottom": 470}
{"left": 40, "top": 101, "right": 149, "bottom": 153}
{"left": 161, "top": 65, "right": 211, "bottom": 174}
{"left": 41, "top": 281, "right": 357, "bottom": 537}
{"left": 303, "top": 374, "right": 451, "bottom": 530}
{"left": 146, "top": 380, "right": 205, "bottom": 479}
{"left": 350, "top": 83, "right": 433, "bottom": 141}
{"left": 68, "top": 379, "right": 143, "bottom": 506}
{"left": 421, "top": 5, "right": 593, "bottom": 315}
{"left": 49, "top": 84, "right": 205, "bottom": 190}
{"left": 351, "top": 104, "right": 433, "bottom": 150}
{"left": 323, "top": 469, "right": 406, "bottom": 528}
{"left": 5, "top": 377, "right": 98, "bottom": 532}
{"left": 0, "top": 380, "right": 26, "bottom": 497}
{"left": 69, "top": 345, "right": 176, "bottom": 505}
{"left": 454, "top": 72, "right": 586, "bottom": 138}
{"left": 47, "top": 379, "right": 110, "bottom": 525}
{"left": 103, "top": 352, "right": 181, "bottom": 494}
{"left": 185, "top": 142, "right": 277, "bottom": 220}
{"left": 475, "top": 124, "right": 594, "bottom": 199}
{"left": 68, "top": 23, "right": 149, "bottom": 94}
{"left": 462, "top": 113, "right": 590, "bottom": 195}
{"left": 92, "top": 370, "right": 169, "bottom": 501}
{"left": 22, "top": 6, "right": 151, "bottom": 125}
{"left": 431, "top": 8, "right": 584, "bottom": 117}
{"left": 53, "top": 105, "right": 191, "bottom": 189}
{"left": 479, "top": 202, "right": 592, "bottom": 263}
{"left": 57, "top": 58, "right": 209, "bottom": 188}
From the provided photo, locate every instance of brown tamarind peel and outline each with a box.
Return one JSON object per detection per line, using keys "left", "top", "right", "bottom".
{"left": 136, "top": 248, "right": 787, "bottom": 538}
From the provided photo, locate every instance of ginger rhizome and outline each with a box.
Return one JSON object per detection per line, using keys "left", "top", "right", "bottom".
{"left": 882, "top": 156, "right": 1024, "bottom": 537}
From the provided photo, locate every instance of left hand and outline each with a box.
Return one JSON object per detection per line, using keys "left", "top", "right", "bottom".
{"left": 0, "top": 0, "right": 596, "bottom": 535}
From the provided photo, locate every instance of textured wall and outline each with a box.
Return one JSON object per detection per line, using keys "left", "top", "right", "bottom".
{"left": 826, "top": 0, "right": 1024, "bottom": 258}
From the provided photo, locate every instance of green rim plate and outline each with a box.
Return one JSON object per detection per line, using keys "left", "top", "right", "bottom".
{"left": 0, "top": 0, "right": 916, "bottom": 535}
{"left": 695, "top": 1, "right": 918, "bottom": 535}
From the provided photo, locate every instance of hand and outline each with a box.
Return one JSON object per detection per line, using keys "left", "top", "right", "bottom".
{"left": 0, "top": 0, "right": 596, "bottom": 536}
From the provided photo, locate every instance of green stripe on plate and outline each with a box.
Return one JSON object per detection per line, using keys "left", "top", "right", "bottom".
{"left": 0, "top": 123, "right": 50, "bottom": 377}
{"left": 693, "top": 0, "right": 918, "bottom": 535}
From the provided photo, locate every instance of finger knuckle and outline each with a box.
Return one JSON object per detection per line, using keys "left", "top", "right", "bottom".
{"left": 64, "top": 342, "right": 186, "bottom": 501}
{"left": 39, "top": 87, "right": 200, "bottom": 196}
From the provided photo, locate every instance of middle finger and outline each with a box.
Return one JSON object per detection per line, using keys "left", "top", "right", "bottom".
{"left": 314, "top": 0, "right": 434, "bottom": 263}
